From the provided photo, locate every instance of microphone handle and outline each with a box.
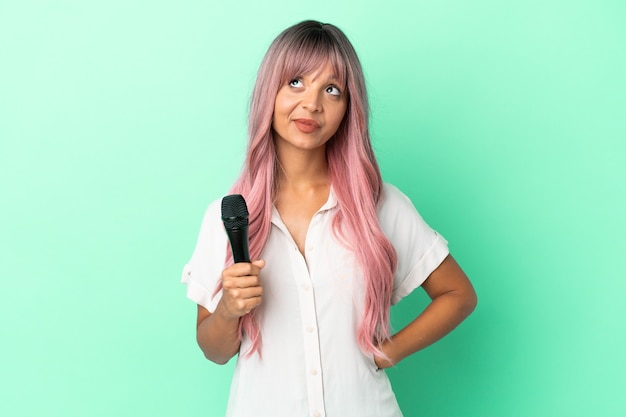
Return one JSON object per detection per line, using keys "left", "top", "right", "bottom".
{"left": 226, "top": 227, "right": 251, "bottom": 263}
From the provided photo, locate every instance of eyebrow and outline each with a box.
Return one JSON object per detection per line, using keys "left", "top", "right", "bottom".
{"left": 307, "top": 69, "right": 340, "bottom": 84}
{"left": 311, "top": 74, "right": 343, "bottom": 88}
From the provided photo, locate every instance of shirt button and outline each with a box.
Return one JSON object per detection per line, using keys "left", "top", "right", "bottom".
{"left": 310, "top": 368, "right": 318, "bottom": 376}
{"left": 303, "top": 283, "right": 310, "bottom": 291}
{"left": 313, "top": 412, "right": 321, "bottom": 417}
{"left": 306, "top": 326, "right": 314, "bottom": 333}
{"left": 307, "top": 245, "right": 314, "bottom": 251}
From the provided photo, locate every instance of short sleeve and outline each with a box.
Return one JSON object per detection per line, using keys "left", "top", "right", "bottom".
{"left": 180, "top": 199, "right": 228, "bottom": 313}
{"left": 378, "top": 184, "right": 450, "bottom": 305}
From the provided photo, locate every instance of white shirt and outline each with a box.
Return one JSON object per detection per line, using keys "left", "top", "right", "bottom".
{"left": 182, "top": 183, "right": 449, "bottom": 417}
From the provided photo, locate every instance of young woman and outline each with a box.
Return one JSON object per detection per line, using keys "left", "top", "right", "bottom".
{"left": 182, "top": 20, "right": 477, "bottom": 417}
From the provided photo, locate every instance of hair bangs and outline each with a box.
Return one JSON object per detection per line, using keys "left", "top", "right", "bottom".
{"left": 279, "top": 31, "right": 348, "bottom": 90}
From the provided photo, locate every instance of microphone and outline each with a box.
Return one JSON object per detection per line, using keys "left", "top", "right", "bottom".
{"left": 221, "top": 194, "right": 251, "bottom": 263}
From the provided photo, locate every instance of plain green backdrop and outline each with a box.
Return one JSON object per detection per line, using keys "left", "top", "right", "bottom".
{"left": 1, "top": 0, "right": 625, "bottom": 416}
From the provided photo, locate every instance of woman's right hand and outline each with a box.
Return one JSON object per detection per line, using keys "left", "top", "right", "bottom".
{"left": 217, "top": 259, "right": 265, "bottom": 320}
{"left": 196, "top": 259, "right": 265, "bottom": 364}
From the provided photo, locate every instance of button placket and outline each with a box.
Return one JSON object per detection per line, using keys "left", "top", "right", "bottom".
{"left": 292, "top": 223, "right": 325, "bottom": 416}
{"left": 274, "top": 206, "right": 327, "bottom": 416}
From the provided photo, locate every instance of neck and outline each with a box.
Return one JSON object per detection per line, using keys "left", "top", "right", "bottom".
{"left": 275, "top": 142, "right": 329, "bottom": 189}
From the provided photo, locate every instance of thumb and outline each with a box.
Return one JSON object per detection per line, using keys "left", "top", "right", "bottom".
{"left": 251, "top": 259, "right": 266, "bottom": 269}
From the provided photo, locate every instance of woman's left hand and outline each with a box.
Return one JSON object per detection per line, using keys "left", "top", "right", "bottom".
{"left": 373, "top": 340, "right": 397, "bottom": 369}
{"left": 372, "top": 255, "right": 477, "bottom": 369}
{"left": 373, "top": 354, "right": 393, "bottom": 370}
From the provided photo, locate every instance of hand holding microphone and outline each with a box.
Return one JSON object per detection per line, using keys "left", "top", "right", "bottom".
{"left": 219, "top": 195, "right": 264, "bottom": 319}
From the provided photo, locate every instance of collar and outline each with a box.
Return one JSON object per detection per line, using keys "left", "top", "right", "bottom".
{"left": 271, "top": 185, "right": 337, "bottom": 226}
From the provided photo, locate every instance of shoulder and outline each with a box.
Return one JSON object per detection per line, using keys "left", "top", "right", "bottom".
{"left": 182, "top": 196, "right": 229, "bottom": 312}
{"left": 378, "top": 183, "right": 450, "bottom": 302}
{"left": 195, "top": 196, "right": 229, "bottom": 250}
{"left": 378, "top": 183, "right": 420, "bottom": 219}
{"left": 377, "top": 182, "right": 434, "bottom": 243}
{"left": 203, "top": 197, "right": 223, "bottom": 224}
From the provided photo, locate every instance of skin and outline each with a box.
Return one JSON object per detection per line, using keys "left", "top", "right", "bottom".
{"left": 271, "top": 62, "right": 347, "bottom": 255}
{"left": 373, "top": 255, "right": 476, "bottom": 368}
{"left": 195, "top": 63, "right": 477, "bottom": 367}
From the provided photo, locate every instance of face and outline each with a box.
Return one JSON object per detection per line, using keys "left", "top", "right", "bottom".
{"left": 272, "top": 62, "right": 348, "bottom": 154}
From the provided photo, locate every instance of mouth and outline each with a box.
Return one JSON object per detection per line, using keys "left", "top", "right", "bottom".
{"left": 293, "top": 118, "right": 321, "bottom": 133}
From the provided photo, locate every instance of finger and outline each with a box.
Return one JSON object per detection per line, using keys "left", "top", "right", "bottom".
{"left": 229, "top": 294, "right": 262, "bottom": 316}
{"left": 251, "top": 259, "right": 265, "bottom": 269}
{"left": 224, "top": 261, "right": 264, "bottom": 278}
{"left": 225, "top": 286, "right": 263, "bottom": 301}
{"left": 222, "top": 275, "right": 262, "bottom": 290}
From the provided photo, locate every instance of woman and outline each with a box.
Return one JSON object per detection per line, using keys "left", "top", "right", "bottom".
{"left": 182, "top": 20, "right": 477, "bottom": 417}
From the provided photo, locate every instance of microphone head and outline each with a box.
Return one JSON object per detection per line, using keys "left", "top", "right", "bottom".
{"left": 221, "top": 194, "right": 249, "bottom": 229}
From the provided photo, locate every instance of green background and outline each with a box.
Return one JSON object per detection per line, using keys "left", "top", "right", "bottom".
{"left": 1, "top": 0, "right": 625, "bottom": 416}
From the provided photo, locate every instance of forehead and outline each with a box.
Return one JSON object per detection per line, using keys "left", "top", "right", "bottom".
{"left": 305, "top": 62, "right": 341, "bottom": 82}
{"left": 280, "top": 47, "right": 347, "bottom": 86}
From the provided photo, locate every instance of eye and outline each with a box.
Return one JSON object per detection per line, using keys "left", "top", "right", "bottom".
{"left": 326, "top": 85, "right": 341, "bottom": 96}
{"left": 289, "top": 79, "right": 303, "bottom": 88}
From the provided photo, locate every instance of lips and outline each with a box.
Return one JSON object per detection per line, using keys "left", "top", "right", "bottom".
{"left": 293, "top": 118, "right": 320, "bottom": 133}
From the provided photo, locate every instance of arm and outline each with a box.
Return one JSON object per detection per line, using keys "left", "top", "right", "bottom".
{"left": 374, "top": 254, "right": 477, "bottom": 368}
{"left": 196, "top": 260, "right": 265, "bottom": 365}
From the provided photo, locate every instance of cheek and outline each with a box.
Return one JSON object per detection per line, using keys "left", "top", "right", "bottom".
{"left": 272, "top": 98, "right": 293, "bottom": 134}
{"left": 272, "top": 102, "right": 285, "bottom": 128}
{"left": 273, "top": 90, "right": 294, "bottom": 117}
{"left": 330, "top": 104, "right": 348, "bottom": 130}
{"left": 272, "top": 101, "right": 282, "bottom": 120}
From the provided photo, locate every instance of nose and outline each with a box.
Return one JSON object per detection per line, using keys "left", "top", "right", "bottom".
{"left": 301, "top": 90, "right": 322, "bottom": 112}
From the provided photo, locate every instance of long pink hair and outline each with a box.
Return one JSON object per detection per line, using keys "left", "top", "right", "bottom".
{"left": 227, "top": 20, "right": 397, "bottom": 358}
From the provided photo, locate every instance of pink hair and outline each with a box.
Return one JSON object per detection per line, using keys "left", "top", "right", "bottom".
{"left": 226, "top": 20, "right": 397, "bottom": 358}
